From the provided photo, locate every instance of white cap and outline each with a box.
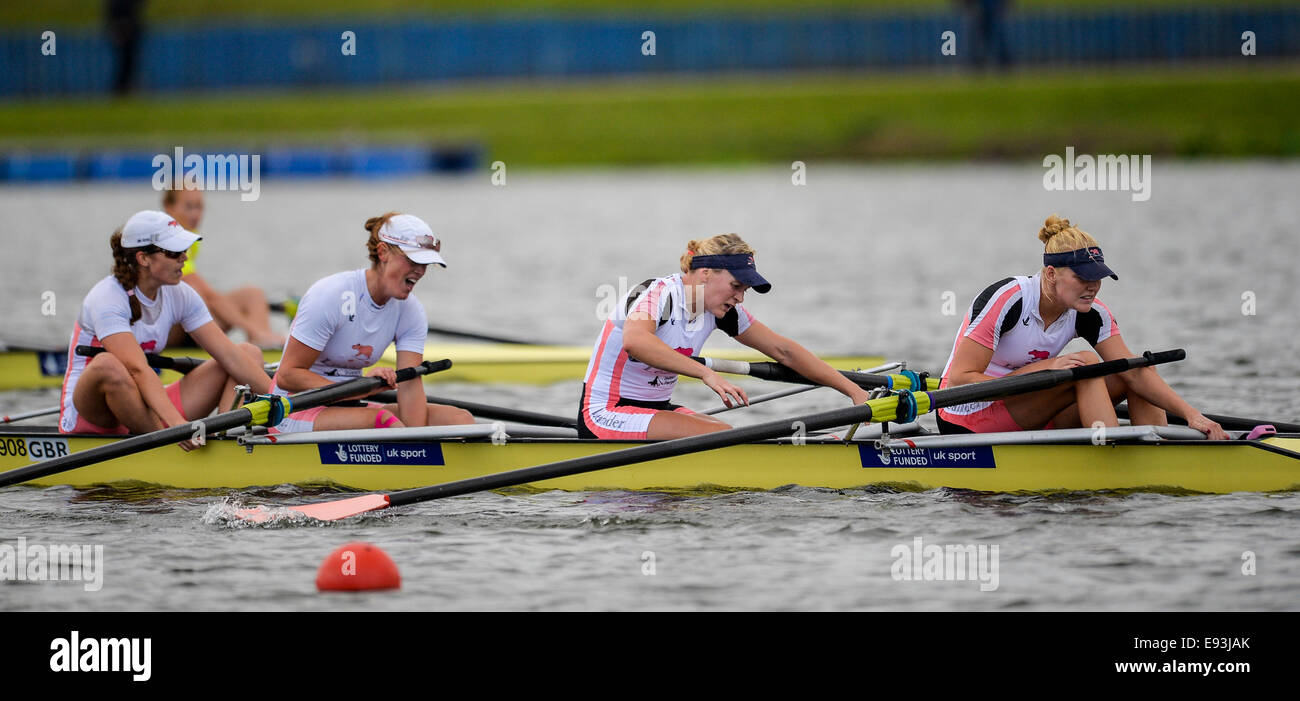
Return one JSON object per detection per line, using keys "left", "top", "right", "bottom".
{"left": 121, "top": 210, "right": 201, "bottom": 252}
{"left": 377, "top": 214, "right": 447, "bottom": 267}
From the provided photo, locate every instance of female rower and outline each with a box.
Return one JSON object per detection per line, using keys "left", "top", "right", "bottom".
{"left": 269, "top": 212, "right": 474, "bottom": 433}
{"left": 937, "top": 215, "right": 1227, "bottom": 439}
{"left": 60, "top": 210, "right": 272, "bottom": 448}
{"left": 579, "top": 233, "right": 872, "bottom": 440}
{"left": 163, "top": 188, "right": 285, "bottom": 349}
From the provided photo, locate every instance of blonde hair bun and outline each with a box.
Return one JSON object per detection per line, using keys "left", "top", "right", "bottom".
{"left": 1038, "top": 214, "right": 1099, "bottom": 253}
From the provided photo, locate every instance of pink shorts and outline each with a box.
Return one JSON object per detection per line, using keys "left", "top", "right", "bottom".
{"left": 938, "top": 401, "right": 1056, "bottom": 433}
{"left": 269, "top": 401, "right": 392, "bottom": 434}
{"left": 68, "top": 380, "right": 186, "bottom": 435}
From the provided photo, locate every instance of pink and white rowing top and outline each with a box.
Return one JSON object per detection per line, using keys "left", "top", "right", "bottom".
{"left": 273, "top": 269, "right": 427, "bottom": 395}
{"left": 939, "top": 272, "right": 1120, "bottom": 415}
{"left": 582, "top": 274, "right": 756, "bottom": 405}
{"left": 60, "top": 276, "right": 213, "bottom": 432}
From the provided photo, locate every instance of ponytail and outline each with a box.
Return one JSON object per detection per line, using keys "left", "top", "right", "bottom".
{"left": 364, "top": 212, "right": 401, "bottom": 266}
{"left": 110, "top": 230, "right": 143, "bottom": 324}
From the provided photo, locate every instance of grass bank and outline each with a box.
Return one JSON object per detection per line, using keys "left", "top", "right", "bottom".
{"left": 2, "top": 66, "right": 1297, "bottom": 166}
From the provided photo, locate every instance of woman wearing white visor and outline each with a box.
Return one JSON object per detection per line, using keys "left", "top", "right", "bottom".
{"left": 270, "top": 212, "right": 474, "bottom": 433}
{"left": 60, "top": 210, "right": 271, "bottom": 448}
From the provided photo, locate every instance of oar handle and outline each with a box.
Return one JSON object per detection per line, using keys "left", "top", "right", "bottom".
{"left": 76, "top": 345, "right": 205, "bottom": 374}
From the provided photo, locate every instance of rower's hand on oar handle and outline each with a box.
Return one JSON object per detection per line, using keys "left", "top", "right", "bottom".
{"left": 364, "top": 367, "right": 399, "bottom": 396}
{"left": 703, "top": 369, "right": 748, "bottom": 408}
{"left": 1042, "top": 352, "right": 1095, "bottom": 370}
{"left": 162, "top": 419, "right": 201, "bottom": 453}
{"left": 849, "top": 387, "right": 872, "bottom": 406}
{"left": 1187, "top": 412, "right": 1228, "bottom": 441}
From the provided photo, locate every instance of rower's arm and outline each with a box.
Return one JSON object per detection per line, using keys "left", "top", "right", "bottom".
{"left": 274, "top": 336, "right": 335, "bottom": 392}
{"left": 188, "top": 322, "right": 271, "bottom": 393}
{"left": 101, "top": 332, "right": 186, "bottom": 428}
{"left": 621, "top": 315, "right": 714, "bottom": 380}
{"left": 949, "top": 337, "right": 1090, "bottom": 385}
{"left": 946, "top": 338, "right": 1001, "bottom": 386}
{"left": 735, "top": 321, "right": 869, "bottom": 403}
{"left": 394, "top": 350, "right": 427, "bottom": 427}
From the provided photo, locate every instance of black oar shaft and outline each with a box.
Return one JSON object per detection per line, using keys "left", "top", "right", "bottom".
{"left": 369, "top": 391, "right": 576, "bottom": 429}
{"left": 77, "top": 345, "right": 205, "bottom": 374}
{"left": 0, "top": 360, "right": 450, "bottom": 488}
{"left": 1117, "top": 404, "right": 1300, "bottom": 433}
{"left": 692, "top": 356, "right": 930, "bottom": 390}
{"left": 389, "top": 402, "right": 875, "bottom": 506}
{"left": 388, "top": 350, "right": 1183, "bottom": 507}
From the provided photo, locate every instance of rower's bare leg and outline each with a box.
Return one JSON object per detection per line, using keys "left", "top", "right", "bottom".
{"left": 229, "top": 286, "right": 283, "bottom": 347}
{"left": 1006, "top": 352, "right": 1117, "bottom": 429}
{"left": 219, "top": 343, "right": 267, "bottom": 414}
{"left": 1052, "top": 373, "right": 1166, "bottom": 428}
{"left": 71, "top": 353, "right": 163, "bottom": 433}
{"left": 1112, "top": 371, "right": 1167, "bottom": 426}
{"left": 646, "top": 410, "right": 729, "bottom": 440}
{"left": 174, "top": 343, "right": 261, "bottom": 419}
{"left": 312, "top": 406, "right": 407, "bottom": 431}
{"left": 1004, "top": 384, "right": 1086, "bottom": 430}
{"left": 380, "top": 403, "right": 475, "bottom": 426}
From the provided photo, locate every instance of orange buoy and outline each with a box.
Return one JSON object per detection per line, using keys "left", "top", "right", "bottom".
{"left": 315, "top": 541, "right": 401, "bottom": 592}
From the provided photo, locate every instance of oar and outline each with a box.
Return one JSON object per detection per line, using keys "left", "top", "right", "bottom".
{"left": 1116, "top": 403, "right": 1300, "bottom": 433}
{"left": 236, "top": 349, "right": 1185, "bottom": 523}
{"left": 2, "top": 406, "right": 61, "bottom": 424}
{"left": 692, "top": 356, "right": 941, "bottom": 391}
{"left": 77, "top": 345, "right": 206, "bottom": 374}
{"left": 701, "top": 361, "right": 904, "bottom": 415}
{"left": 369, "top": 390, "right": 576, "bottom": 429}
{"left": 0, "top": 360, "right": 452, "bottom": 489}
{"left": 3, "top": 348, "right": 212, "bottom": 424}
{"left": 270, "top": 301, "right": 548, "bottom": 346}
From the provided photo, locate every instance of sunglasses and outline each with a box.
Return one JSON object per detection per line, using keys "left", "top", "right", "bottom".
{"left": 143, "top": 246, "right": 186, "bottom": 259}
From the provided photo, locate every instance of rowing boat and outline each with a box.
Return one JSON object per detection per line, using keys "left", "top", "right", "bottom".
{"left": 0, "top": 342, "right": 884, "bottom": 390}
{"left": 2, "top": 423, "right": 1296, "bottom": 494}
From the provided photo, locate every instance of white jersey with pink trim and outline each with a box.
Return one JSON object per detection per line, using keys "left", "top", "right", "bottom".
{"left": 60, "top": 276, "right": 212, "bottom": 432}
{"left": 939, "top": 272, "right": 1120, "bottom": 415}
{"left": 273, "top": 269, "right": 427, "bottom": 395}
{"left": 582, "top": 273, "right": 756, "bottom": 404}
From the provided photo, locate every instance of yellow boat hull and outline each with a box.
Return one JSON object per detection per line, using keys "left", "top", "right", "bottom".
{"left": 3, "top": 432, "right": 1297, "bottom": 494}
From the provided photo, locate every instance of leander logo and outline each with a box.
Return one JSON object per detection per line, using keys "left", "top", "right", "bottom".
{"left": 49, "top": 631, "right": 151, "bottom": 682}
